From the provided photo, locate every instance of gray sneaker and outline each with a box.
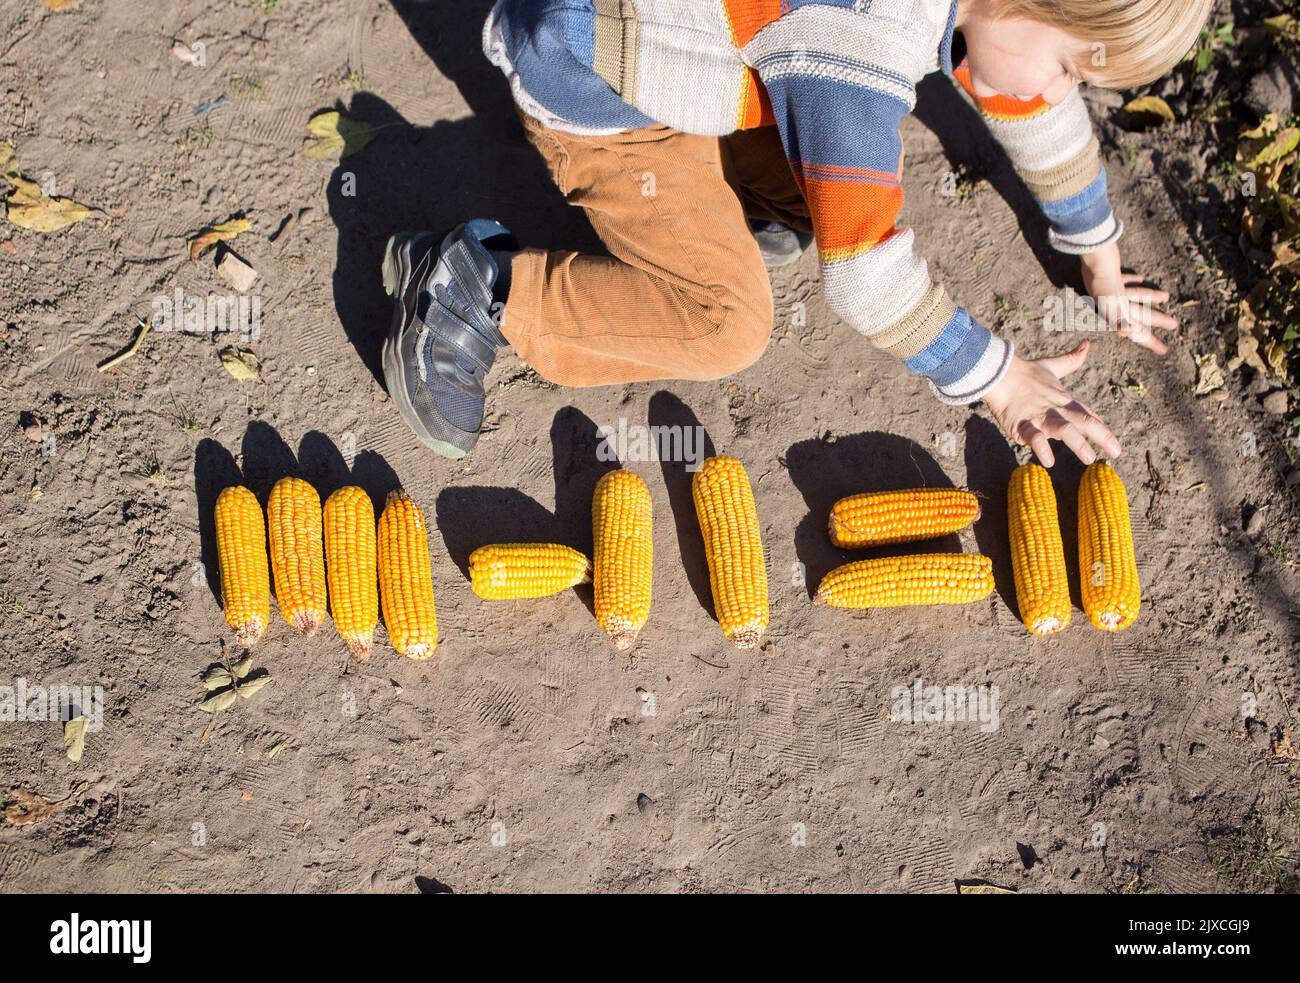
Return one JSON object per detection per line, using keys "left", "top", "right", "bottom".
{"left": 750, "top": 219, "right": 814, "bottom": 269}
{"left": 380, "top": 219, "right": 515, "bottom": 459}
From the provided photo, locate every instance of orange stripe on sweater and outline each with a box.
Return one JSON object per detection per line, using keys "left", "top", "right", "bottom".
{"left": 737, "top": 67, "right": 775, "bottom": 129}
{"left": 722, "top": 0, "right": 783, "bottom": 47}
{"left": 798, "top": 173, "right": 904, "bottom": 260}
{"left": 952, "top": 65, "right": 1049, "bottom": 120}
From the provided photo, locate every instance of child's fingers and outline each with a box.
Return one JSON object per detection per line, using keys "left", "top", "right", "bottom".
{"left": 1017, "top": 421, "right": 1055, "bottom": 468}
{"left": 1063, "top": 400, "right": 1121, "bottom": 458}
{"left": 1122, "top": 285, "right": 1171, "bottom": 305}
{"left": 1116, "top": 319, "right": 1170, "bottom": 356}
{"left": 1042, "top": 410, "right": 1098, "bottom": 465}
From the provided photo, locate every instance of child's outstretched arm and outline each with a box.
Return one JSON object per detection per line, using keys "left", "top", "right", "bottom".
{"left": 744, "top": 3, "right": 1116, "bottom": 464}
{"left": 953, "top": 70, "right": 1178, "bottom": 350}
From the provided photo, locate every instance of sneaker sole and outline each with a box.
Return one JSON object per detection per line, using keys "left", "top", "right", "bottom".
{"left": 380, "top": 233, "right": 469, "bottom": 461}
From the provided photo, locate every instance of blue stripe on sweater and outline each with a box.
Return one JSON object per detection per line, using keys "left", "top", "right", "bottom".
{"left": 761, "top": 71, "right": 908, "bottom": 176}
{"left": 497, "top": 0, "right": 654, "bottom": 131}
{"left": 1040, "top": 170, "right": 1113, "bottom": 237}
{"left": 904, "top": 308, "right": 992, "bottom": 387}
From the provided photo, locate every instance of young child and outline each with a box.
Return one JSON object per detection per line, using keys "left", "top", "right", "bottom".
{"left": 381, "top": 0, "right": 1207, "bottom": 464}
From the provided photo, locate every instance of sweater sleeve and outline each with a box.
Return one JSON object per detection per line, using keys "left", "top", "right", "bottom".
{"left": 953, "top": 65, "right": 1123, "bottom": 254}
{"left": 744, "top": 4, "right": 1013, "bottom": 405}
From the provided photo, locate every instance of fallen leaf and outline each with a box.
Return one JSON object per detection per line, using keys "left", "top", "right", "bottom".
{"left": 1272, "top": 730, "right": 1299, "bottom": 761}
{"left": 198, "top": 688, "right": 239, "bottom": 713}
{"left": 267, "top": 741, "right": 288, "bottom": 759}
{"left": 234, "top": 673, "right": 271, "bottom": 699}
{"left": 231, "top": 655, "right": 254, "bottom": 679}
{"left": 957, "top": 882, "right": 1016, "bottom": 894}
{"left": 300, "top": 111, "right": 387, "bottom": 160}
{"left": 63, "top": 716, "right": 87, "bottom": 763}
{"left": 219, "top": 346, "right": 261, "bottom": 382}
{"left": 1121, "top": 95, "right": 1176, "bottom": 128}
{"left": 1193, "top": 352, "right": 1225, "bottom": 396}
{"left": 42, "top": 0, "right": 79, "bottom": 10}
{"left": 188, "top": 218, "right": 252, "bottom": 261}
{"left": 5, "top": 175, "right": 98, "bottom": 233}
{"left": 0, "top": 142, "right": 18, "bottom": 179}
{"left": 241, "top": 789, "right": 254, "bottom": 801}
{"left": 4, "top": 788, "right": 70, "bottom": 826}
{"left": 202, "top": 667, "right": 234, "bottom": 690}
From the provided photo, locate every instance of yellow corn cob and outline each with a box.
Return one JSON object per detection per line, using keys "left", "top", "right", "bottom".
{"left": 592, "top": 469, "right": 653, "bottom": 650}
{"left": 377, "top": 488, "right": 439, "bottom": 659}
{"left": 266, "top": 477, "right": 328, "bottom": 636}
{"left": 829, "top": 488, "right": 980, "bottom": 548}
{"left": 470, "top": 543, "right": 592, "bottom": 600}
{"left": 214, "top": 485, "right": 270, "bottom": 647}
{"left": 1008, "top": 464, "right": 1071, "bottom": 636}
{"left": 323, "top": 486, "right": 378, "bottom": 660}
{"left": 814, "top": 553, "right": 994, "bottom": 608}
{"left": 1078, "top": 462, "right": 1141, "bottom": 631}
{"left": 693, "top": 455, "right": 768, "bottom": 649}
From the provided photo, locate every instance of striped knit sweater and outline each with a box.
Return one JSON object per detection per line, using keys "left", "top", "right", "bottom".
{"left": 484, "top": 0, "right": 1122, "bottom": 404}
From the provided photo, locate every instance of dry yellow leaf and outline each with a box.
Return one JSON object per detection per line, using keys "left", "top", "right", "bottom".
{"left": 1121, "top": 95, "right": 1175, "bottom": 128}
{"left": 219, "top": 345, "right": 261, "bottom": 382}
{"left": 188, "top": 218, "right": 252, "bottom": 261}
{"left": 42, "top": 0, "right": 79, "bottom": 10}
{"left": 5, "top": 175, "right": 98, "bottom": 233}
{"left": 300, "top": 111, "right": 386, "bottom": 160}
{"left": 64, "top": 716, "right": 87, "bottom": 763}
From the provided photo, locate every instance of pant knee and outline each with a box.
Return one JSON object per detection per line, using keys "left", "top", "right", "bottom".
{"left": 704, "top": 288, "right": 773, "bottom": 378}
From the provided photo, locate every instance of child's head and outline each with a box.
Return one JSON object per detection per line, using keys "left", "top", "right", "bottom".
{"left": 958, "top": 0, "right": 1213, "bottom": 104}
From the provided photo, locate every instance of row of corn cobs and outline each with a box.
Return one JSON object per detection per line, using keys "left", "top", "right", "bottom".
{"left": 471, "top": 456, "right": 769, "bottom": 651}
{"left": 811, "top": 461, "right": 1140, "bottom": 634}
{"left": 215, "top": 480, "right": 438, "bottom": 660}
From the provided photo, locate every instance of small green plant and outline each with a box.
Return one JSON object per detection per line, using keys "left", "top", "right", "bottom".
{"left": 1187, "top": 20, "right": 1235, "bottom": 74}
{"left": 248, "top": 0, "right": 280, "bottom": 13}
{"left": 229, "top": 75, "right": 266, "bottom": 100}
{"left": 178, "top": 121, "right": 215, "bottom": 155}
{"left": 342, "top": 67, "right": 366, "bottom": 89}
{"left": 1208, "top": 812, "right": 1299, "bottom": 892}
{"left": 138, "top": 452, "right": 167, "bottom": 484}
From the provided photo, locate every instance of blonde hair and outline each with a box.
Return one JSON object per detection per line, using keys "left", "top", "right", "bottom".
{"left": 980, "top": 0, "right": 1213, "bottom": 88}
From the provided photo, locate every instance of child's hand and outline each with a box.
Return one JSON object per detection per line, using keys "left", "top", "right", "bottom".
{"left": 1080, "top": 243, "right": 1178, "bottom": 355}
{"left": 982, "top": 340, "right": 1120, "bottom": 468}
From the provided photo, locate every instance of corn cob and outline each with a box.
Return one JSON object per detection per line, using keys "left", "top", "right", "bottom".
{"left": 592, "top": 470, "right": 653, "bottom": 650}
{"left": 1007, "top": 464, "right": 1071, "bottom": 636}
{"left": 266, "top": 477, "right": 328, "bottom": 635}
{"left": 693, "top": 455, "right": 768, "bottom": 649}
{"left": 1078, "top": 462, "right": 1141, "bottom": 631}
{"left": 377, "top": 488, "right": 439, "bottom": 659}
{"left": 813, "top": 553, "right": 994, "bottom": 608}
{"left": 470, "top": 543, "right": 592, "bottom": 600}
{"left": 214, "top": 485, "right": 270, "bottom": 647}
{"left": 323, "top": 486, "right": 378, "bottom": 660}
{"left": 829, "top": 488, "right": 980, "bottom": 548}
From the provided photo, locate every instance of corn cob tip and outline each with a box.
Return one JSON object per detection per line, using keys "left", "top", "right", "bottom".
{"left": 1030, "top": 615, "right": 1064, "bottom": 636}
{"left": 403, "top": 641, "right": 436, "bottom": 661}
{"left": 345, "top": 636, "right": 372, "bottom": 661}
{"left": 289, "top": 610, "right": 323, "bottom": 636}
{"left": 233, "top": 617, "right": 266, "bottom": 649}
{"left": 729, "top": 626, "right": 764, "bottom": 649}
{"left": 610, "top": 627, "right": 640, "bottom": 651}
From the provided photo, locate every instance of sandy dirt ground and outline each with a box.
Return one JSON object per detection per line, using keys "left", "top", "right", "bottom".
{"left": 1, "top": 0, "right": 1298, "bottom": 893}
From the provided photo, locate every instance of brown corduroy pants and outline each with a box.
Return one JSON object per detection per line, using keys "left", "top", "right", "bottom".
{"left": 499, "top": 111, "right": 812, "bottom": 387}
